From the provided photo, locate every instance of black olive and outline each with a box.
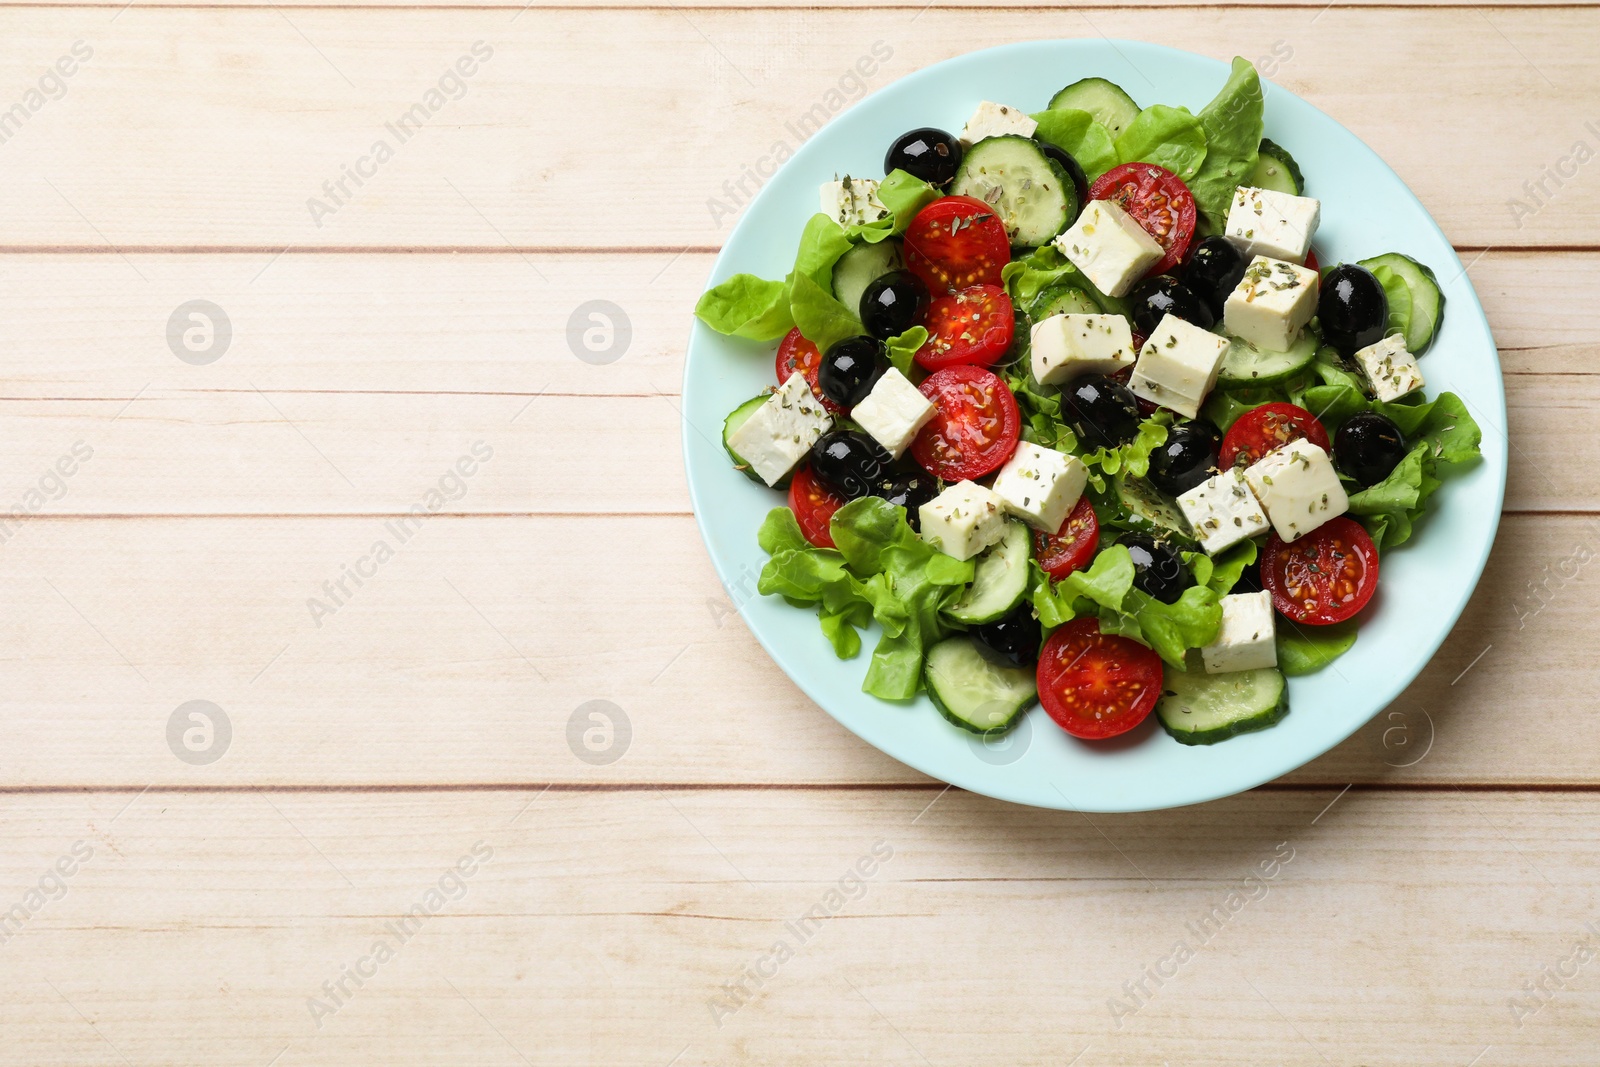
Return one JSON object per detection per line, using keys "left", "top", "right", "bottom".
{"left": 1182, "top": 235, "right": 1249, "bottom": 318}
{"left": 1120, "top": 532, "right": 1191, "bottom": 605}
{"left": 1061, "top": 374, "right": 1141, "bottom": 449}
{"left": 1319, "top": 264, "right": 1389, "bottom": 356}
{"left": 884, "top": 128, "right": 963, "bottom": 186}
{"left": 873, "top": 472, "right": 939, "bottom": 530}
{"left": 1147, "top": 420, "right": 1221, "bottom": 497}
{"left": 1035, "top": 141, "right": 1088, "bottom": 206}
{"left": 1129, "top": 275, "right": 1215, "bottom": 335}
{"left": 859, "top": 270, "right": 928, "bottom": 340}
{"left": 818, "top": 335, "right": 885, "bottom": 408}
{"left": 809, "top": 430, "right": 892, "bottom": 500}
{"left": 972, "top": 604, "right": 1042, "bottom": 667}
{"left": 1334, "top": 411, "right": 1408, "bottom": 488}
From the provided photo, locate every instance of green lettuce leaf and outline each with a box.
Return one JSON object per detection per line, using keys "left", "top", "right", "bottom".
{"left": 1190, "top": 57, "right": 1265, "bottom": 233}
{"left": 1000, "top": 245, "right": 1128, "bottom": 318}
{"left": 1029, "top": 545, "right": 1136, "bottom": 629}
{"left": 789, "top": 268, "right": 863, "bottom": 353}
{"left": 694, "top": 273, "right": 794, "bottom": 342}
{"left": 1082, "top": 414, "right": 1169, "bottom": 489}
{"left": 885, "top": 326, "right": 929, "bottom": 378}
{"left": 1115, "top": 104, "right": 1207, "bottom": 182}
{"left": 1186, "top": 539, "right": 1258, "bottom": 596}
{"left": 1345, "top": 392, "right": 1481, "bottom": 549}
{"left": 877, "top": 169, "right": 939, "bottom": 235}
{"left": 1276, "top": 619, "right": 1358, "bottom": 676}
{"left": 1370, "top": 265, "right": 1415, "bottom": 343}
{"left": 1031, "top": 109, "right": 1119, "bottom": 179}
{"left": 794, "top": 214, "right": 855, "bottom": 289}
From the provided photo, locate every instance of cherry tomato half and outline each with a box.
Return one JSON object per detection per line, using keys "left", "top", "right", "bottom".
{"left": 915, "top": 284, "right": 1015, "bottom": 370}
{"left": 903, "top": 195, "right": 1012, "bottom": 294}
{"left": 1304, "top": 248, "right": 1321, "bottom": 273}
{"left": 911, "top": 365, "right": 1021, "bottom": 482}
{"left": 1219, "top": 402, "right": 1331, "bottom": 469}
{"left": 788, "top": 465, "right": 847, "bottom": 549}
{"left": 1261, "top": 516, "right": 1379, "bottom": 625}
{"left": 1037, "top": 617, "right": 1163, "bottom": 740}
{"left": 1088, "top": 162, "right": 1197, "bottom": 278}
{"left": 1035, "top": 495, "right": 1099, "bottom": 580}
{"left": 775, "top": 328, "right": 843, "bottom": 415}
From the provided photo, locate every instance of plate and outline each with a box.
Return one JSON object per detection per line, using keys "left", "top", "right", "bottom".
{"left": 681, "top": 40, "right": 1507, "bottom": 812}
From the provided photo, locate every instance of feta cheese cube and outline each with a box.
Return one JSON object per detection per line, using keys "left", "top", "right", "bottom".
{"left": 1244, "top": 441, "right": 1349, "bottom": 542}
{"left": 1222, "top": 255, "right": 1320, "bottom": 352}
{"left": 990, "top": 440, "right": 1089, "bottom": 533}
{"left": 1129, "top": 313, "right": 1230, "bottom": 419}
{"left": 819, "top": 177, "right": 889, "bottom": 230}
{"left": 918, "top": 480, "right": 1008, "bottom": 562}
{"left": 1177, "top": 468, "right": 1270, "bottom": 555}
{"left": 850, "top": 368, "right": 935, "bottom": 459}
{"left": 1201, "top": 591, "right": 1278, "bottom": 674}
{"left": 1053, "top": 200, "right": 1164, "bottom": 298}
{"left": 1353, "top": 333, "right": 1425, "bottom": 402}
{"left": 726, "top": 372, "right": 832, "bottom": 487}
{"left": 960, "top": 101, "right": 1038, "bottom": 145}
{"left": 1030, "top": 313, "right": 1137, "bottom": 386}
{"left": 1225, "top": 186, "right": 1321, "bottom": 264}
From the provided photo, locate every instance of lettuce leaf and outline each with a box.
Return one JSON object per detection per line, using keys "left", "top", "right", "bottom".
{"left": 1345, "top": 392, "right": 1481, "bottom": 549}
{"left": 794, "top": 214, "right": 855, "bottom": 289}
{"left": 1081, "top": 414, "right": 1169, "bottom": 489}
{"left": 789, "top": 268, "right": 863, "bottom": 353}
{"left": 694, "top": 274, "right": 795, "bottom": 342}
{"left": 1029, "top": 545, "right": 1136, "bottom": 629}
{"left": 877, "top": 169, "right": 939, "bottom": 235}
{"left": 1000, "top": 244, "right": 1128, "bottom": 318}
{"left": 1115, "top": 104, "right": 1207, "bottom": 182}
{"left": 885, "top": 326, "right": 929, "bottom": 378}
{"left": 1276, "top": 620, "right": 1358, "bottom": 676}
{"left": 1031, "top": 109, "right": 1119, "bottom": 179}
{"left": 1190, "top": 57, "right": 1265, "bottom": 233}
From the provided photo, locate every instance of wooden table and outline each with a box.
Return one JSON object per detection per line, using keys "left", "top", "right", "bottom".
{"left": 0, "top": 2, "right": 1595, "bottom": 1063}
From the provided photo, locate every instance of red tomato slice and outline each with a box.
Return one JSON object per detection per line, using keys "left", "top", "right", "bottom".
{"left": 915, "top": 284, "right": 1015, "bottom": 370}
{"left": 1088, "top": 162, "right": 1197, "bottom": 278}
{"left": 1261, "top": 517, "right": 1379, "bottom": 625}
{"left": 1035, "top": 496, "right": 1099, "bottom": 580}
{"left": 903, "top": 195, "right": 1012, "bottom": 294}
{"left": 1037, "top": 617, "right": 1163, "bottom": 740}
{"left": 775, "top": 328, "right": 843, "bottom": 415}
{"left": 1304, "top": 248, "right": 1320, "bottom": 273}
{"left": 911, "top": 365, "right": 1021, "bottom": 481}
{"left": 1219, "top": 402, "right": 1331, "bottom": 469}
{"left": 788, "top": 465, "right": 847, "bottom": 549}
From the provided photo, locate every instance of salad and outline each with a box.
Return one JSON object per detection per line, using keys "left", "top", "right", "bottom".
{"left": 694, "top": 57, "right": 1482, "bottom": 747}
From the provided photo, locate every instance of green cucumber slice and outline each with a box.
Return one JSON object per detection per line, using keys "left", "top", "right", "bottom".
{"left": 1114, "top": 474, "right": 1196, "bottom": 545}
{"left": 1249, "top": 138, "right": 1304, "bottom": 195}
{"left": 1030, "top": 283, "right": 1100, "bottom": 320}
{"left": 1048, "top": 77, "right": 1140, "bottom": 138}
{"left": 1216, "top": 329, "right": 1318, "bottom": 388}
{"left": 924, "top": 635, "right": 1038, "bottom": 735}
{"left": 1156, "top": 667, "right": 1288, "bottom": 745}
{"left": 723, "top": 394, "right": 789, "bottom": 488}
{"left": 832, "top": 239, "right": 903, "bottom": 321}
{"left": 946, "top": 522, "right": 1031, "bottom": 625}
{"left": 950, "top": 135, "right": 1078, "bottom": 248}
{"left": 1357, "top": 252, "right": 1445, "bottom": 354}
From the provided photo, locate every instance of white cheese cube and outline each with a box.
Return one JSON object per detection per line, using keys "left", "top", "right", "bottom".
{"left": 819, "top": 177, "right": 889, "bottom": 230}
{"left": 1223, "top": 255, "right": 1320, "bottom": 352}
{"left": 1129, "top": 313, "right": 1230, "bottom": 419}
{"left": 918, "top": 480, "right": 1008, "bottom": 562}
{"left": 1353, "top": 333, "right": 1425, "bottom": 402}
{"left": 1177, "top": 468, "right": 1270, "bottom": 555}
{"left": 1030, "top": 313, "right": 1137, "bottom": 386}
{"left": 726, "top": 372, "right": 832, "bottom": 487}
{"left": 850, "top": 368, "right": 935, "bottom": 459}
{"left": 990, "top": 440, "right": 1089, "bottom": 533}
{"left": 1244, "top": 441, "right": 1349, "bottom": 542}
{"left": 1201, "top": 591, "right": 1278, "bottom": 674}
{"left": 1225, "top": 186, "right": 1321, "bottom": 264}
{"left": 1052, "top": 200, "right": 1164, "bottom": 298}
{"left": 959, "top": 101, "right": 1037, "bottom": 145}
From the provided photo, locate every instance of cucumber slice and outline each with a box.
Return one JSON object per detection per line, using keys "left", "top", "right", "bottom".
{"left": 1249, "top": 138, "right": 1305, "bottom": 195}
{"left": 1357, "top": 252, "right": 1446, "bottom": 354}
{"left": 924, "top": 635, "right": 1038, "bottom": 735}
{"left": 1216, "top": 329, "right": 1317, "bottom": 388}
{"left": 723, "top": 394, "right": 790, "bottom": 489}
{"left": 1030, "top": 283, "right": 1100, "bottom": 320}
{"left": 1114, "top": 474, "right": 1196, "bottom": 545}
{"left": 1048, "top": 77, "right": 1140, "bottom": 138}
{"left": 832, "top": 239, "right": 903, "bottom": 321}
{"left": 946, "top": 522, "right": 1031, "bottom": 625}
{"left": 1156, "top": 667, "right": 1288, "bottom": 745}
{"left": 951, "top": 135, "right": 1078, "bottom": 248}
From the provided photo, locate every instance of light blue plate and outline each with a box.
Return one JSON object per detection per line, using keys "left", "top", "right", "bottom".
{"left": 682, "top": 40, "right": 1507, "bottom": 812}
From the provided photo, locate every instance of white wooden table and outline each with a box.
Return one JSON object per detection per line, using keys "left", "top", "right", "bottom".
{"left": 0, "top": 3, "right": 1596, "bottom": 1063}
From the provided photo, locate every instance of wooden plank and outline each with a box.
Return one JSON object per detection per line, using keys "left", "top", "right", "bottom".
{"left": 0, "top": 11, "right": 1593, "bottom": 247}
{"left": 0, "top": 511, "right": 1590, "bottom": 787}
{"left": 2, "top": 787, "right": 1596, "bottom": 1065}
